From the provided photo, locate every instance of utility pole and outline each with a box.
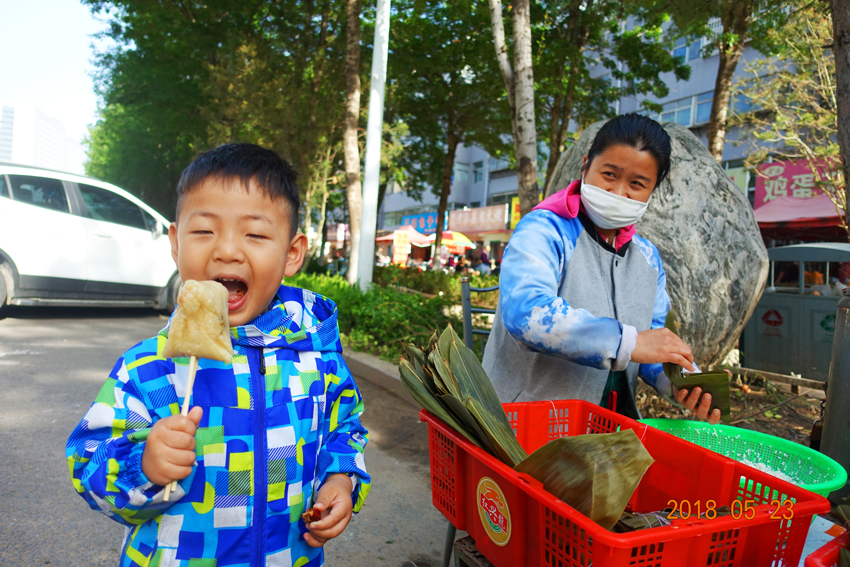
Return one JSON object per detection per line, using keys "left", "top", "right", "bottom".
{"left": 357, "top": 0, "right": 391, "bottom": 291}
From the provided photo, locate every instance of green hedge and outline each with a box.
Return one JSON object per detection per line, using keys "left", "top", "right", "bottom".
{"left": 373, "top": 265, "right": 500, "bottom": 308}
{"left": 286, "top": 273, "right": 459, "bottom": 362}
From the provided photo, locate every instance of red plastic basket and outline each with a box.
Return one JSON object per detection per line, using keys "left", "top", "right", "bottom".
{"left": 421, "top": 399, "right": 831, "bottom": 567}
{"left": 805, "top": 532, "right": 849, "bottom": 567}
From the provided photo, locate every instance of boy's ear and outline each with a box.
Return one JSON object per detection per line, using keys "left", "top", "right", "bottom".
{"left": 284, "top": 232, "right": 309, "bottom": 277}
{"left": 168, "top": 222, "right": 179, "bottom": 265}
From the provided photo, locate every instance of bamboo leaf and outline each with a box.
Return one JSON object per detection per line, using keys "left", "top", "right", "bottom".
{"left": 670, "top": 371, "right": 732, "bottom": 424}
{"left": 398, "top": 360, "right": 482, "bottom": 449}
{"left": 514, "top": 429, "right": 654, "bottom": 530}
{"left": 466, "top": 398, "right": 527, "bottom": 467}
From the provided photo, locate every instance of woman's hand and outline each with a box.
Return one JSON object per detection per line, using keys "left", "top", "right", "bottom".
{"left": 674, "top": 386, "right": 722, "bottom": 425}
{"left": 631, "top": 328, "right": 695, "bottom": 371}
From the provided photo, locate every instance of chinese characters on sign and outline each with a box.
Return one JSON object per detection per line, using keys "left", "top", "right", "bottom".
{"left": 754, "top": 159, "right": 831, "bottom": 209}
{"left": 449, "top": 204, "right": 508, "bottom": 233}
{"left": 400, "top": 213, "right": 447, "bottom": 235}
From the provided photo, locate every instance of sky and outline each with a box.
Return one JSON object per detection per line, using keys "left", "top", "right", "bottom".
{"left": 0, "top": 0, "right": 110, "bottom": 148}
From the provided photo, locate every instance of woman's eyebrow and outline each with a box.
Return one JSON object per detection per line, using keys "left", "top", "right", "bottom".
{"left": 601, "top": 163, "right": 622, "bottom": 170}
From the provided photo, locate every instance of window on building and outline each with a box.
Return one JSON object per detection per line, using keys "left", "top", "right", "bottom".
{"left": 688, "top": 40, "right": 702, "bottom": 60}
{"left": 660, "top": 97, "right": 692, "bottom": 126}
{"left": 695, "top": 92, "right": 713, "bottom": 124}
{"left": 658, "top": 91, "right": 714, "bottom": 128}
{"left": 383, "top": 211, "right": 404, "bottom": 226}
{"left": 0, "top": 175, "right": 8, "bottom": 198}
{"left": 78, "top": 184, "right": 147, "bottom": 230}
{"left": 470, "top": 201, "right": 480, "bottom": 209}
{"left": 733, "top": 92, "right": 757, "bottom": 114}
{"left": 489, "top": 192, "right": 517, "bottom": 206}
{"left": 8, "top": 175, "right": 69, "bottom": 213}
{"left": 455, "top": 162, "right": 470, "bottom": 183}
{"left": 489, "top": 156, "right": 510, "bottom": 171}
{"left": 672, "top": 37, "right": 688, "bottom": 62}
{"left": 473, "top": 161, "right": 484, "bottom": 183}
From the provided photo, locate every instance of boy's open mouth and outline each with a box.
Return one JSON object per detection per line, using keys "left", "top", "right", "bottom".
{"left": 215, "top": 278, "right": 248, "bottom": 307}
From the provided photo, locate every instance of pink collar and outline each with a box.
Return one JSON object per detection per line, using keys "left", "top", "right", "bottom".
{"left": 532, "top": 180, "right": 636, "bottom": 251}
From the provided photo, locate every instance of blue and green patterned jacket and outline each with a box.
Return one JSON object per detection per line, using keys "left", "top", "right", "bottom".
{"left": 67, "top": 284, "right": 370, "bottom": 567}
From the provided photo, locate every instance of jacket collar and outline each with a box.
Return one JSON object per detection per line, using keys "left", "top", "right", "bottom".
{"left": 533, "top": 179, "right": 637, "bottom": 251}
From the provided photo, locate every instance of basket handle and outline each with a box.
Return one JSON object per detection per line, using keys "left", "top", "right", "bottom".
{"left": 607, "top": 390, "right": 618, "bottom": 413}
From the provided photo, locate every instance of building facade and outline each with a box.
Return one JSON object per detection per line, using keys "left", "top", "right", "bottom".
{"left": 0, "top": 103, "right": 86, "bottom": 174}
{"left": 378, "top": 22, "right": 769, "bottom": 240}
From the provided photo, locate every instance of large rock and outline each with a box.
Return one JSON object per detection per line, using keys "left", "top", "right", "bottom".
{"left": 546, "top": 121, "right": 769, "bottom": 368}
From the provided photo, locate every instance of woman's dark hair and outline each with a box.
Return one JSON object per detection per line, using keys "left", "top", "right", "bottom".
{"left": 582, "top": 113, "right": 672, "bottom": 188}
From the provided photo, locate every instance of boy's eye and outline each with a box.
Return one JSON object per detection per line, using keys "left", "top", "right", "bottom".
{"left": 192, "top": 230, "right": 213, "bottom": 235}
{"left": 248, "top": 233, "right": 267, "bottom": 240}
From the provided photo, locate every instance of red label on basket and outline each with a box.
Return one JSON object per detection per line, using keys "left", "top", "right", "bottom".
{"left": 477, "top": 477, "right": 511, "bottom": 546}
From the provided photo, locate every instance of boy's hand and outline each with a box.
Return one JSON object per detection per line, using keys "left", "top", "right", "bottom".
{"left": 304, "top": 474, "right": 354, "bottom": 548}
{"left": 674, "top": 386, "right": 722, "bottom": 425}
{"left": 142, "top": 406, "right": 204, "bottom": 486}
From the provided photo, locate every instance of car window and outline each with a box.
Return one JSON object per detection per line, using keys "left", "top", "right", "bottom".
{"left": 78, "top": 183, "right": 147, "bottom": 230}
{"left": 140, "top": 208, "right": 158, "bottom": 231}
{"left": 8, "top": 174, "right": 69, "bottom": 213}
{"left": 0, "top": 175, "right": 8, "bottom": 198}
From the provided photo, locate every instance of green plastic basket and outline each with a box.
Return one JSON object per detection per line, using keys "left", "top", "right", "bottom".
{"left": 640, "top": 419, "right": 847, "bottom": 498}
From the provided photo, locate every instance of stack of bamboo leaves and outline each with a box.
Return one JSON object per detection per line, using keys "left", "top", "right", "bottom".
{"left": 399, "top": 325, "right": 654, "bottom": 530}
{"left": 663, "top": 311, "right": 732, "bottom": 424}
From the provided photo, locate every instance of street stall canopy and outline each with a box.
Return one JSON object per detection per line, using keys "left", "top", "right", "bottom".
{"left": 754, "top": 193, "right": 844, "bottom": 241}
{"left": 427, "top": 230, "right": 475, "bottom": 255}
{"left": 375, "top": 224, "right": 431, "bottom": 247}
{"left": 754, "top": 159, "right": 845, "bottom": 241}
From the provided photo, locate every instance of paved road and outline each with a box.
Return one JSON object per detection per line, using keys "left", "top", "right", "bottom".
{"left": 0, "top": 307, "right": 451, "bottom": 567}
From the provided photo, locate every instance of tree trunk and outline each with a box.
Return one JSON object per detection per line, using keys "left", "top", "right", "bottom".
{"left": 344, "top": 0, "right": 362, "bottom": 285}
{"left": 833, "top": 0, "right": 850, "bottom": 233}
{"left": 706, "top": 0, "right": 752, "bottom": 163}
{"left": 377, "top": 181, "right": 388, "bottom": 231}
{"left": 488, "top": 0, "right": 517, "bottom": 142}
{"left": 544, "top": 64, "right": 580, "bottom": 195}
{"left": 512, "top": 0, "right": 540, "bottom": 217}
{"left": 433, "top": 130, "right": 459, "bottom": 271}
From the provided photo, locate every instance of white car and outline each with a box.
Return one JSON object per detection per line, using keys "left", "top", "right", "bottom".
{"left": 0, "top": 163, "right": 180, "bottom": 314}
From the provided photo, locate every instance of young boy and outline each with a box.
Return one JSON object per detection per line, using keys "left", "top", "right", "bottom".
{"left": 67, "top": 144, "right": 370, "bottom": 567}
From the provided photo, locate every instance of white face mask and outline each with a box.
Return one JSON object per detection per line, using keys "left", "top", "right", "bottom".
{"left": 580, "top": 179, "right": 649, "bottom": 230}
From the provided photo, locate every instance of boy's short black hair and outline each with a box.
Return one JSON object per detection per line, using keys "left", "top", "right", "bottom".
{"left": 176, "top": 143, "right": 300, "bottom": 234}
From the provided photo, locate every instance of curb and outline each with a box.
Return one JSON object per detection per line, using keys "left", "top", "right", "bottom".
{"left": 343, "top": 349, "right": 419, "bottom": 409}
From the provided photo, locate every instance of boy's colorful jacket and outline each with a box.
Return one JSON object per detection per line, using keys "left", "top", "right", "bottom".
{"left": 482, "top": 180, "right": 675, "bottom": 412}
{"left": 67, "top": 285, "right": 370, "bottom": 567}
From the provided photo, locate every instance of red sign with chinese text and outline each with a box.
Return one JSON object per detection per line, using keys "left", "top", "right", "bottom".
{"left": 754, "top": 159, "right": 833, "bottom": 209}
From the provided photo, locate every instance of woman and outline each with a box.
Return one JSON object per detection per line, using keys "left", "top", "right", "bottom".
{"left": 482, "top": 114, "right": 720, "bottom": 423}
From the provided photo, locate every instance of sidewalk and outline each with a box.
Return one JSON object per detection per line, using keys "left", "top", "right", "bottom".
{"left": 323, "top": 349, "right": 458, "bottom": 566}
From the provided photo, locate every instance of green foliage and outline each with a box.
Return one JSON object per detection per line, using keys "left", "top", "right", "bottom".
{"left": 730, "top": 3, "right": 844, "bottom": 233}
{"left": 390, "top": 0, "right": 512, "bottom": 200}
{"left": 373, "top": 265, "right": 500, "bottom": 308}
{"left": 286, "top": 273, "right": 460, "bottom": 362}
{"left": 83, "top": 0, "right": 358, "bottom": 224}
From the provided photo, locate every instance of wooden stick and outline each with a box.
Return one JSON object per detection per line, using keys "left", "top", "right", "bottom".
{"left": 730, "top": 392, "right": 807, "bottom": 425}
{"left": 163, "top": 355, "right": 198, "bottom": 502}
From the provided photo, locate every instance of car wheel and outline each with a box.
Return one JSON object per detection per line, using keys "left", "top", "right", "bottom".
{"left": 165, "top": 274, "right": 182, "bottom": 313}
{"left": 0, "top": 264, "right": 9, "bottom": 319}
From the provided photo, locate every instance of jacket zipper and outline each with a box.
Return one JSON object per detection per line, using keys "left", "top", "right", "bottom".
{"left": 250, "top": 347, "right": 268, "bottom": 566}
